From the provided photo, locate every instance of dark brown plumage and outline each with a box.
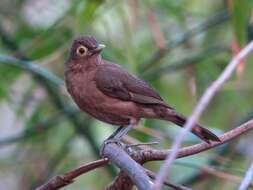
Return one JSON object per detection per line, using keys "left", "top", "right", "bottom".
{"left": 65, "top": 36, "right": 220, "bottom": 143}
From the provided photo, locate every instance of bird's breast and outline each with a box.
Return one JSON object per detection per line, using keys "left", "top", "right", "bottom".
{"left": 66, "top": 71, "right": 97, "bottom": 107}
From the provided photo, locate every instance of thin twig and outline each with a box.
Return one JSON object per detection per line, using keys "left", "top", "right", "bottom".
{"left": 139, "top": 119, "right": 253, "bottom": 162}
{"left": 153, "top": 40, "right": 253, "bottom": 190}
{"left": 239, "top": 162, "right": 253, "bottom": 190}
{"left": 35, "top": 158, "right": 109, "bottom": 190}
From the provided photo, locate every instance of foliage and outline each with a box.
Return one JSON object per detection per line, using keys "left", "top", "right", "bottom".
{"left": 0, "top": 0, "right": 253, "bottom": 190}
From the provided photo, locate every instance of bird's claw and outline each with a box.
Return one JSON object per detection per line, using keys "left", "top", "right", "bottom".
{"left": 100, "top": 138, "right": 125, "bottom": 157}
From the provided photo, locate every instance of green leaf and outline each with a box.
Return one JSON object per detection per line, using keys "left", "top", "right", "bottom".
{"left": 75, "top": 0, "right": 103, "bottom": 31}
{"left": 0, "top": 64, "right": 21, "bottom": 99}
{"left": 232, "top": 0, "right": 253, "bottom": 45}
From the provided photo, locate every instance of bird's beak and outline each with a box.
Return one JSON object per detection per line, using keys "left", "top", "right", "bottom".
{"left": 91, "top": 44, "right": 106, "bottom": 53}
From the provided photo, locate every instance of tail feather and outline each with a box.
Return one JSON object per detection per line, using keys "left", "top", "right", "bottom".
{"left": 191, "top": 124, "right": 221, "bottom": 143}
{"left": 165, "top": 111, "right": 220, "bottom": 143}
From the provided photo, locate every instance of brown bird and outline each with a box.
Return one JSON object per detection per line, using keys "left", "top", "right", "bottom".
{"left": 65, "top": 36, "right": 220, "bottom": 143}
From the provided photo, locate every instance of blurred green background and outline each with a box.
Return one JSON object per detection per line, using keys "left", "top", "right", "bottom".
{"left": 0, "top": 0, "right": 253, "bottom": 189}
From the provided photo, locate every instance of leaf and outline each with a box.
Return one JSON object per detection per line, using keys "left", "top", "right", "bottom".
{"left": 0, "top": 64, "right": 21, "bottom": 99}
{"left": 231, "top": 0, "right": 253, "bottom": 45}
{"left": 75, "top": 0, "right": 103, "bottom": 30}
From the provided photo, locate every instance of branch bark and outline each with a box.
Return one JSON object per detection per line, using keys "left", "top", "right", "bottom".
{"left": 102, "top": 143, "right": 152, "bottom": 190}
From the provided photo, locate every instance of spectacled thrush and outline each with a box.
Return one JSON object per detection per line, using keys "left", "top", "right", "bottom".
{"left": 65, "top": 36, "right": 220, "bottom": 143}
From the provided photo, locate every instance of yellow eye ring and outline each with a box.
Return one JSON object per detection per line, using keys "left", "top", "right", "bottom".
{"left": 76, "top": 45, "right": 88, "bottom": 56}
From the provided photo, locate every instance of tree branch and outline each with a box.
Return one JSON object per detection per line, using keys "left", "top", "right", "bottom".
{"left": 105, "top": 170, "right": 133, "bottom": 190}
{"left": 0, "top": 54, "right": 63, "bottom": 86}
{"left": 35, "top": 118, "right": 253, "bottom": 190}
{"left": 35, "top": 158, "right": 109, "bottom": 190}
{"left": 239, "top": 162, "right": 253, "bottom": 190}
{"left": 153, "top": 40, "right": 253, "bottom": 190}
{"left": 102, "top": 143, "right": 152, "bottom": 190}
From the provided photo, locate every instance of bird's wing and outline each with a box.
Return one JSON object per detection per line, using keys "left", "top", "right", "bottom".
{"left": 95, "top": 63, "right": 172, "bottom": 108}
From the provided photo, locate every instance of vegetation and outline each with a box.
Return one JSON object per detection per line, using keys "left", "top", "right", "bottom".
{"left": 0, "top": 0, "right": 253, "bottom": 189}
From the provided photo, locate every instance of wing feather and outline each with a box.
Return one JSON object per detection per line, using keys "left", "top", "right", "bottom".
{"left": 95, "top": 62, "right": 172, "bottom": 108}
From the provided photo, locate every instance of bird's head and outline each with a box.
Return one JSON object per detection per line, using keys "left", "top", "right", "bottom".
{"left": 68, "top": 36, "right": 105, "bottom": 62}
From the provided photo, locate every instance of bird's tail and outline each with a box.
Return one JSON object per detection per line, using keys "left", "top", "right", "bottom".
{"left": 163, "top": 110, "right": 220, "bottom": 143}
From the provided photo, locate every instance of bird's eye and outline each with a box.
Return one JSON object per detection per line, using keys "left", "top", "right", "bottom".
{"left": 76, "top": 45, "right": 88, "bottom": 56}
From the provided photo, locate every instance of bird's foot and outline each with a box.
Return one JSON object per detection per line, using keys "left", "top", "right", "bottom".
{"left": 100, "top": 138, "right": 125, "bottom": 157}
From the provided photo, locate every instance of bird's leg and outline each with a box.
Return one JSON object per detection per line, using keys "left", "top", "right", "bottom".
{"left": 105, "top": 125, "right": 125, "bottom": 141}
{"left": 112, "top": 123, "right": 135, "bottom": 141}
{"left": 103, "top": 124, "right": 135, "bottom": 146}
{"left": 106, "top": 118, "right": 138, "bottom": 141}
{"left": 100, "top": 120, "right": 137, "bottom": 156}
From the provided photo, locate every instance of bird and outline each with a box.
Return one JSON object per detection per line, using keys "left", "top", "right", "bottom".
{"left": 64, "top": 36, "right": 220, "bottom": 143}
